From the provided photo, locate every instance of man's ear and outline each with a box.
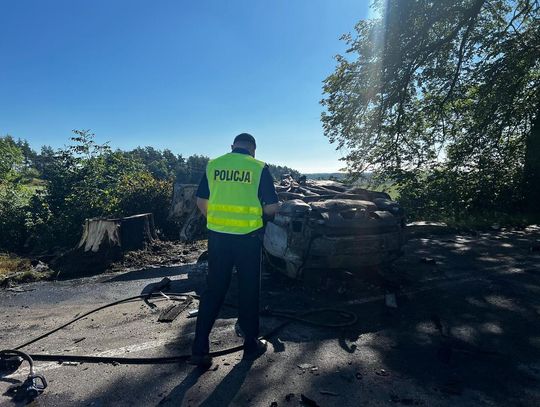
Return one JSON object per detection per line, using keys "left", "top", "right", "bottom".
{"left": 231, "top": 144, "right": 235, "bottom": 151}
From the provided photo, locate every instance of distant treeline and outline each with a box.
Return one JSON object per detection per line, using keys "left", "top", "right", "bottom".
{"left": 1, "top": 134, "right": 300, "bottom": 185}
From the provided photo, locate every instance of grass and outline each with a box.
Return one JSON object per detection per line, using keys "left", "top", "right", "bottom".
{"left": 0, "top": 253, "right": 52, "bottom": 285}
{"left": 0, "top": 253, "right": 31, "bottom": 278}
{"left": 356, "top": 181, "right": 400, "bottom": 200}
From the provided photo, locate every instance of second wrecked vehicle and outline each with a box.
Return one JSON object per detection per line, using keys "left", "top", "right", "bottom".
{"left": 263, "top": 176, "right": 404, "bottom": 280}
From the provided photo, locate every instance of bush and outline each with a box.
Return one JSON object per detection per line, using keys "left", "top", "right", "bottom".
{"left": 0, "top": 184, "right": 32, "bottom": 251}
{"left": 396, "top": 163, "right": 526, "bottom": 223}
{"left": 116, "top": 172, "right": 174, "bottom": 238}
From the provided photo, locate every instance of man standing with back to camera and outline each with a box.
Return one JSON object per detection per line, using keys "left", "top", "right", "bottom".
{"left": 189, "top": 133, "right": 279, "bottom": 368}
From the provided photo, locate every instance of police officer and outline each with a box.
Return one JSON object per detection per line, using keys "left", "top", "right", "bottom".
{"left": 189, "top": 133, "right": 279, "bottom": 367}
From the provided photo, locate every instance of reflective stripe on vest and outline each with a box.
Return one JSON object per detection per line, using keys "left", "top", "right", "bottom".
{"left": 207, "top": 203, "right": 263, "bottom": 216}
{"left": 206, "top": 152, "right": 265, "bottom": 234}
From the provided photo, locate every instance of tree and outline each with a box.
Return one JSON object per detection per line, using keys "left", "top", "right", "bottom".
{"left": 322, "top": 0, "right": 540, "bottom": 217}
{"left": 0, "top": 136, "right": 23, "bottom": 181}
{"left": 267, "top": 164, "right": 301, "bottom": 180}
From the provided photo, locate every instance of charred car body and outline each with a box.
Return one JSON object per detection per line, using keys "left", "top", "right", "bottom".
{"left": 263, "top": 176, "right": 405, "bottom": 280}
{"left": 170, "top": 176, "right": 405, "bottom": 280}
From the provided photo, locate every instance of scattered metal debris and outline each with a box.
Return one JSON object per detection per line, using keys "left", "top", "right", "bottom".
{"left": 158, "top": 296, "right": 193, "bottom": 323}
{"left": 376, "top": 368, "right": 390, "bottom": 376}
{"left": 297, "top": 363, "right": 313, "bottom": 370}
{"left": 187, "top": 309, "right": 199, "bottom": 318}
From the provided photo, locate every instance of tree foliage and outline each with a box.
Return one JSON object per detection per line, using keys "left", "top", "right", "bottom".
{"left": 322, "top": 0, "right": 540, "bottom": 219}
{"left": 0, "top": 136, "right": 23, "bottom": 182}
{"left": 0, "top": 131, "right": 302, "bottom": 253}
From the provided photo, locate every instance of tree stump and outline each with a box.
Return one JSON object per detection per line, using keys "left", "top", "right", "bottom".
{"left": 169, "top": 184, "right": 206, "bottom": 241}
{"left": 78, "top": 213, "right": 156, "bottom": 252}
{"left": 54, "top": 213, "right": 156, "bottom": 278}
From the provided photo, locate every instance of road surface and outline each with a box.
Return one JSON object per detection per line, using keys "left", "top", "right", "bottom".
{"left": 1, "top": 227, "right": 540, "bottom": 406}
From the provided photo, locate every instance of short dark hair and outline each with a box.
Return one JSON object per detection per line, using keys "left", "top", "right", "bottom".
{"left": 233, "top": 133, "right": 256, "bottom": 148}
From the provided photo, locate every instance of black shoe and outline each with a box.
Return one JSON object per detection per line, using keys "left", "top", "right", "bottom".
{"left": 188, "top": 354, "right": 212, "bottom": 369}
{"left": 243, "top": 339, "right": 268, "bottom": 361}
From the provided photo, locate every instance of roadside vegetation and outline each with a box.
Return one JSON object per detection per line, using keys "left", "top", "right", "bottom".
{"left": 322, "top": 0, "right": 540, "bottom": 227}
{"left": 0, "top": 131, "right": 300, "bottom": 279}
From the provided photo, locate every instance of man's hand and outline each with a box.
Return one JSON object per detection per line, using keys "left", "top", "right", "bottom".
{"left": 197, "top": 198, "right": 208, "bottom": 217}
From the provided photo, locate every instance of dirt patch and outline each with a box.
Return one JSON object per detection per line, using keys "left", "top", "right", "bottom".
{"left": 109, "top": 239, "right": 208, "bottom": 271}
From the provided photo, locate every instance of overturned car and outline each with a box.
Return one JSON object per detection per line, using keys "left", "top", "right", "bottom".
{"left": 263, "top": 177, "right": 405, "bottom": 280}
{"left": 170, "top": 176, "right": 405, "bottom": 281}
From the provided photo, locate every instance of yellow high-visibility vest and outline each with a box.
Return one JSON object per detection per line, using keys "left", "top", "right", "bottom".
{"left": 206, "top": 152, "right": 265, "bottom": 234}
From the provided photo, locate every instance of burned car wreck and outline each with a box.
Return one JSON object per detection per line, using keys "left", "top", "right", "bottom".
{"left": 170, "top": 176, "right": 404, "bottom": 280}
{"left": 263, "top": 176, "right": 405, "bottom": 280}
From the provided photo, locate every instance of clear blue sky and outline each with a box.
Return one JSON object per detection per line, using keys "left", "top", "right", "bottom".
{"left": 0, "top": 0, "right": 370, "bottom": 172}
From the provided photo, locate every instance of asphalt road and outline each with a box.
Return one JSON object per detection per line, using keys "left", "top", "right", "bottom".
{"left": 1, "top": 227, "right": 540, "bottom": 407}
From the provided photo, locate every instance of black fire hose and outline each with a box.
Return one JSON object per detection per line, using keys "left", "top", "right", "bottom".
{"left": 1, "top": 290, "right": 357, "bottom": 399}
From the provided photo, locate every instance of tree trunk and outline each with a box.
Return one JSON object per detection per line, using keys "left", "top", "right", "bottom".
{"left": 523, "top": 104, "right": 540, "bottom": 216}
{"left": 77, "top": 213, "right": 156, "bottom": 252}
{"left": 54, "top": 213, "right": 156, "bottom": 278}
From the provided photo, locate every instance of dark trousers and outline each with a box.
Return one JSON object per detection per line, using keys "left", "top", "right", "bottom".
{"left": 192, "top": 230, "right": 262, "bottom": 355}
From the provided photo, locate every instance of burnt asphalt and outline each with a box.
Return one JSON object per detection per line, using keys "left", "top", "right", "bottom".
{"left": 1, "top": 227, "right": 540, "bottom": 406}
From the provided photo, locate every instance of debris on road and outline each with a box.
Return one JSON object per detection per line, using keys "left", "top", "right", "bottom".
{"left": 60, "top": 361, "right": 79, "bottom": 366}
{"left": 297, "top": 363, "right": 313, "bottom": 370}
{"left": 420, "top": 257, "right": 436, "bottom": 264}
{"left": 6, "top": 286, "right": 35, "bottom": 293}
{"left": 376, "top": 368, "right": 390, "bottom": 376}
{"left": 187, "top": 309, "right": 199, "bottom": 318}
{"left": 319, "top": 390, "right": 339, "bottom": 396}
{"left": 158, "top": 296, "right": 193, "bottom": 322}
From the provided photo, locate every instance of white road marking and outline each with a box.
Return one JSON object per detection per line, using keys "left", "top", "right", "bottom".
{"left": 6, "top": 338, "right": 173, "bottom": 378}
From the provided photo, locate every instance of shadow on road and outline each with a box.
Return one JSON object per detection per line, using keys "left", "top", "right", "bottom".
{"left": 17, "top": 229, "right": 539, "bottom": 406}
